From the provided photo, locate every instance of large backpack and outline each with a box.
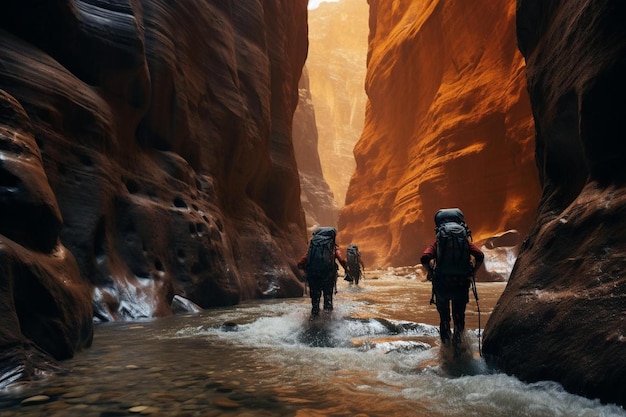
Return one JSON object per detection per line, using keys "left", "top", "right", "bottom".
{"left": 346, "top": 244, "right": 360, "bottom": 267}
{"left": 305, "top": 227, "right": 337, "bottom": 279}
{"left": 434, "top": 208, "right": 473, "bottom": 277}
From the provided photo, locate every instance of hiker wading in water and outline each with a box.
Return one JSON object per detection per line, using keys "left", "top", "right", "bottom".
{"left": 298, "top": 227, "right": 347, "bottom": 318}
{"left": 420, "top": 208, "right": 484, "bottom": 347}
{"left": 345, "top": 243, "right": 365, "bottom": 285}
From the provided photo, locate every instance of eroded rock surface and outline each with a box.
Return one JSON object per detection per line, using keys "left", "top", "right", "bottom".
{"left": 0, "top": 0, "right": 308, "bottom": 385}
{"left": 483, "top": 0, "right": 626, "bottom": 407}
{"left": 338, "top": 0, "right": 540, "bottom": 267}
{"left": 307, "top": 0, "right": 369, "bottom": 206}
{"left": 0, "top": 90, "right": 93, "bottom": 384}
{"left": 293, "top": 67, "right": 338, "bottom": 229}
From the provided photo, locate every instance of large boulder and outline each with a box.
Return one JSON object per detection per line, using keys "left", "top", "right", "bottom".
{"left": 483, "top": 0, "right": 626, "bottom": 407}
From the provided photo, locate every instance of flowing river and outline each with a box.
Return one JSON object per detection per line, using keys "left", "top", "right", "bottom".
{"left": 1, "top": 271, "right": 625, "bottom": 417}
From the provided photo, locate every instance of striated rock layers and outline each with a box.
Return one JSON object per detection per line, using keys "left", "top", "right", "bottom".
{"left": 338, "top": 0, "right": 541, "bottom": 267}
{"left": 293, "top": 67, "right": 338, "bottom": 229}
{"left": 0, "top": 91, "right": 94, "bottom": 385}
{"left": 483, "top": 0, "right": 626, "bottom": 407}
{"left": 0, "top": 0, "right": 308, "bottom": 383}
{"left": 307, "top": 0, "right": 369, "bottom": 206}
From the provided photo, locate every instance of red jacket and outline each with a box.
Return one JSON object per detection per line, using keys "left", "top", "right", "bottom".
{"left": 298, "top": 246, "right": 347, "bottom": 271}
{"left": 420, "top": 240, "right": 484, "bottom": 274}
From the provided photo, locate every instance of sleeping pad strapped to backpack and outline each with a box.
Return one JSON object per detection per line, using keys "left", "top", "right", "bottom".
{"left": 434, "top": 208, "right": 473, "bottom": 278}
{"left": 305, "top": 227, "right": 337, "bottom": 281}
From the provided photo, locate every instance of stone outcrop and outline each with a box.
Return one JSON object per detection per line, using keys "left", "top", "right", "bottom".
{"left": 483, "top": 0, "right": 626, "bottom": 407}
{"left": 293, "top": 67, "right": 338, "bottom": 229}
{"left": 0, "top": 90, "right": 93, "bottom": 384}
{"left": 338, "top": 0, "right": 541, "bottom": 268}
{"left": 307, "top": 0, "right": 369, "bottom": 206}
{"left": 0, "top": 0, "right": 308, "bottom": 385}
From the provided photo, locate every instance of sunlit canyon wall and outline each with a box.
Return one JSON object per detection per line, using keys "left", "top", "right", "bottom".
{"left": 338, "top": 0, "right": 541, "bottom": 267}
{"left": 306, "top": 0, "right": 369, "bottom": 207}
{"left": 293, "top": 67, "right": 338, "bottom": 229}
{"left": 0, "top": 0, "right": 308, "bottom": 384}
{"left": 483, "top": 1, "right": 626, "bottom": 407}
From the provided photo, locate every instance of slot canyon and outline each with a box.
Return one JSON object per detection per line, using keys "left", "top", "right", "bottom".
{"left": 0, "top": 0, "right": 624, "bottom": 409}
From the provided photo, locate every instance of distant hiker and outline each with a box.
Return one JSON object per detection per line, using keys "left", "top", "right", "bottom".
{"left": 345, "top": 244, "right": 365, "bottom": 285}
{"left": 298, "top": 227, "right": 347, "bottom": 317}
{"left": 420, "top": 208, "right": 484, "bottom": 347}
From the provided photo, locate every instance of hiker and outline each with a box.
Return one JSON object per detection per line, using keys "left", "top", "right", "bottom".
{"left": 420, "top": 208, "right": 484, "bottom": 347}
{"left": 345, "top": 244, "right": 365, "bottom": 285}
{"left": 297, "top": 227, "right": 347, "bottom": 317}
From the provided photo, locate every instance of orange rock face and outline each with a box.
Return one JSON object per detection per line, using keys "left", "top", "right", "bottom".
{"left": 307, "top": 0, "right": 369, "bottom": 206}
{"left": 293, "top": 67, "right": 339, "bottom": 229}
{"left": 338, "top": 0, "right": 541, "bottom": 267}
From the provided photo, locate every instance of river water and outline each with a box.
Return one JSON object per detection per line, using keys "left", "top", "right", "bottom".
{"left": 1, "top": 271, "right": 625, "bottom": 417}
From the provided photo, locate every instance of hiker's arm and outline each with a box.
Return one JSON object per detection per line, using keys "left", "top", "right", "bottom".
{"left": 420, "top": 242, "right": 436, "bottom": 272}
{"left": 469, "top": 243, "right": 484, "bottom": 272}
{"left": 335, "top": 248, "right": 348, "bottom": 271}
{"left": 297, "top": 254, "right": 307, "bottom": 270}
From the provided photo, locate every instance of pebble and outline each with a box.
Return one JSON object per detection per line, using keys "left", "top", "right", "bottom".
{"left": 212, "top": 397, "right": 241, "bottom": 409}
{"left": 21, "top": 395, "right": 50, "bottom": 406}
{"left": 129, "top": 405, "right": 148, "bottom": 413}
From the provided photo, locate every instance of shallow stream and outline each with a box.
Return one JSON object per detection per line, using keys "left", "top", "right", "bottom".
{"left": 1, "top": 273, "right": 624, "bottom": 416}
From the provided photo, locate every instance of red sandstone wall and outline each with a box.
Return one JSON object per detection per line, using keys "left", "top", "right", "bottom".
{"left": 338, "top": 0, "right": 541, "bottom": 267}
{"left": 0, "top": 0, "right": 308, "bottom": 385}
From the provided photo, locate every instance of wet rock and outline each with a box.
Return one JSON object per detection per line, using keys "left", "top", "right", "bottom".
{"left": 171, "top": 295, "right": 202, "bottom": 315}
{"left": 220, "top": 322, "right": 239, "bottom": 332}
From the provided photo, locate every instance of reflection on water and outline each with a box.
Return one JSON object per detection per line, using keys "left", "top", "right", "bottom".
{"left": 0, "top": 274, "right": 625, "bottom": 416}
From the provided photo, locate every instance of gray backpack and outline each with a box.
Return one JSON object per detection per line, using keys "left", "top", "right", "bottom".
{"left": 305, "top": 227, "right": 337, "bottom": 279}
{"left": 434, "top": 209, "right": 473, "bottom": 276}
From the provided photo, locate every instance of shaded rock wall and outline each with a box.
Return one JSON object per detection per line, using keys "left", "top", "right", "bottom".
{"left": 0, "top": 0, "right": 308, "bottom": 384}
{"left": 307, "top": 0, "right": 369, "bottom": 206}
{"left": 483, "top": 0, "right": 626, "bottom": 407}
{"left": 0, "top": 90, "right": 93, "bottom": 384}
{"left": 338, "top": 0, "right": 541, "bottom": 267}
{"left": 293, "top": 67, "right": 339, "bottom": 229}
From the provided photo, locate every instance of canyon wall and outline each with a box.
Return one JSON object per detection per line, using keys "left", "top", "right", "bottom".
{"left": 0, "top": 0, "right": 308, "bottom": 385}
{"left": 483, "top": 0, "right": 626, "bottom": 407}
{"left": 338, "top": 0, "right": 541, "bottom": 267}
{"left": 293, "top": 67, "right": 338, "bottom": 229}
{"left": 307, "top": 0, "right": 369, "bottom": 206}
